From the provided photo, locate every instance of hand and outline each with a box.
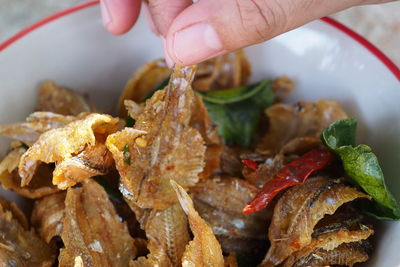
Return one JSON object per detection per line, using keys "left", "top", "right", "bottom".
{"left": 100, "top": 0, "right": 391, "bottom": 66}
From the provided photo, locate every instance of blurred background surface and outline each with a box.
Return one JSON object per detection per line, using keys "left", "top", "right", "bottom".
{"left": 0, "top": 0, "right": 399, "bottom": 66}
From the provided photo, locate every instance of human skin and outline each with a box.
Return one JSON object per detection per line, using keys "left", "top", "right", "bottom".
{"left": 100, "top": 0, "right": 393, "bottom": 66}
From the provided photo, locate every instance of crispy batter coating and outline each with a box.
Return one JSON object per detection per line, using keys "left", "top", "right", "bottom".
{"left": 37, "top": 81, "right": 92, "bottom": 115}
{"left": 18, "top": 113, "right": 119, "bottom": 188}
{"left": 130, "top": 203, "right": 190, "bottom": 267}
{"left": 192, "top": 176, "right": 271, "bottom": 254}
{"left": 258, "top": 100, "right": 348, "bottom": 152}
{"left": 0, "top": 112, "right": 81, "bottom": 146}
{"left": 0, "top": 197, "right": 56, "bottom": 267}
{"left": 0, "top": 147, "right": 59, "bottom": 198}
{"left": 58, "top": 180, "right": 136, "bottom": 267}
{"left": 171, "top": 180, "right": 224, "bottom": 267}
{"left": 262, "top": 177, "right": 370, "bottom": 266}
{"left": 31, "top": 191, "right": 66, "bottom": 243}
{"left": 107, "top": 65, "right": 206, "bottom": 210}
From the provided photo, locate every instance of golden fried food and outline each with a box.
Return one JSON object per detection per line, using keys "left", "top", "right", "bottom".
{"left": 192, "top": 176, "right": 271, "bottom": 254}
{"left": 190, "top": 95, "right": 221, "bottom": 179}
{"left": 31, "top": 191, "right": 66, "bottom": 243}
{"left": 171, "top": 180, "right": 224, "bottom": 267}
{"left": 0, "top": 147, "right": 25, "bottom": 174}
{"left": 258, "top": 100, "right": 348, "bottom": 152}
{"left": 118, "top": 59, "right": 170, "bottom": 117}
{"left": 53, "top": 142, "right": 114, "bottom": 189}
{"left": 130, "top": 203, "right": 190, "bottom": 267}
{"left": 107, "top": 65, "right": 205, "bottom": 210}
{"left": 0, "top": 197, "right": 56, "bottom": 267}
{"left": 0, "top": 147, "right": 59, "bottom": 198}
{"left": 0, "top": 198, "right": 29, "bottom": 230}
{"left": 262, "top": 177, "right": 370, "bottom": 266}
{"left": 190, "top": 95, "right": 220, "bottom": 145}
{"left": 0, "top": 112, "right": 80, "bottom": 146}
{"left": 193, "top": 50, "right": 251, "bottom": 92}
{"left": 283, "top": 216, "right": 373, "bottom": 267}
{"left": 285, "top": 241, "right": 371, "bottom": 267}
{"left": 58, "top": 180, "right": 136, "bottom": 267}
{"left": 37, "top": 81, "right": 92, "bottom": 115}
{"left": 18, "top": 113, "right": 119, "bottom": 188}
{"left": 0, "top": 51, "right": 383, "bottom": 267}
{"left": 271, "top": 76, "right": 294, "bottom": 101}
{"left": 0, "top": 168, "right": 59, "bottom": 199}
{"left": 124, "top": 100, "right": 144, "bottom": 121}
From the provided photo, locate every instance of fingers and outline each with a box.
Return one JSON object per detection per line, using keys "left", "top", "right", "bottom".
{"left": 147, "top": 0, "right": 192, "bottom": 36}
{"left": 142, "top": 3, "right": 159, "bottom": 35}
{"left": 100, "top": 0, "right": 141, "bottom": 35}
{"left": 164, "top": 0, "right": 365, "bottom": 65}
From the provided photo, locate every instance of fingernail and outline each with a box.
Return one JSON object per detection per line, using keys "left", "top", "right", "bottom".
{"left": 162, "top": 37, "right": 174, "bottom": 68}
{"left": 172, "top": 23, "right": 224, "bottom": 64}
{"left": 143, "top": 3, "right": 159, "bottom": 35}
{"left": 100, "top": 0, "right": 112, "bottom": 27}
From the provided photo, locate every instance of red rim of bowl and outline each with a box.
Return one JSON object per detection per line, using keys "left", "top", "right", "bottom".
{"left": 0, "top": 0, "right": 399, "bottom": 81}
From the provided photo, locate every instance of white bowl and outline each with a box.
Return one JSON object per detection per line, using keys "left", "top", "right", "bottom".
{"left": 0, "top": 1, "right": 399, "bottom": 266}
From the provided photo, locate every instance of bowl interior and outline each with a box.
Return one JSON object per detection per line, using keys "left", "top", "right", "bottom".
{"left": 0, "top": 3, "right": 399, "bottom": 266}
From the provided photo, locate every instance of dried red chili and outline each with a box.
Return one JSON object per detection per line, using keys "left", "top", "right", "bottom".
{"left": 242, "top": 149, "right": 334, "bottom": 214}
{"left": 242, "top": 159, "right": 259, "bottom": 171}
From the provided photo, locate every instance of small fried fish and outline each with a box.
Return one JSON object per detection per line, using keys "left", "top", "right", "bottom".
{"left": 171, "top": 180, "right": 224, "bottom": 267}
{"left": 18, "top": 113, "right": 119, "bottom": 188}
{"left": 107, "top": 65, "right": 206, "bottom": 210}
{"left": 58, "top": 180, "right": 136, "bottom": 267}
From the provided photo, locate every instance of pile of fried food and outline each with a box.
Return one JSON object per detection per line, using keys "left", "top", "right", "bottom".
{"left": 0, "top": 51, "right": 377, "bottom": 266}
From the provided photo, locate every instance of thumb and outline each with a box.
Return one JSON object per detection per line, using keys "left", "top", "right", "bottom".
{"left": 147, "top": 0, "right": 192, "bottom": 36}
{"left": 164, "top": 0, "right": 365, "bottom": 65}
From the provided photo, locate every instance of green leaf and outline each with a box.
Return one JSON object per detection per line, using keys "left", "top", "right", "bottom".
{"left": 321, "top": 118, "right": 400, "bottom": 220}
{"left": 202, "top": 80, "right": 274, "bottom": 147}
{"left": 322, "top": 118, "right": 357, "bottom": 148}
{"left": 361, "top": 201, "right": 400, "bottom": 220}
{"left": 198, "top": 82, "right": 266, "bottom": 104}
